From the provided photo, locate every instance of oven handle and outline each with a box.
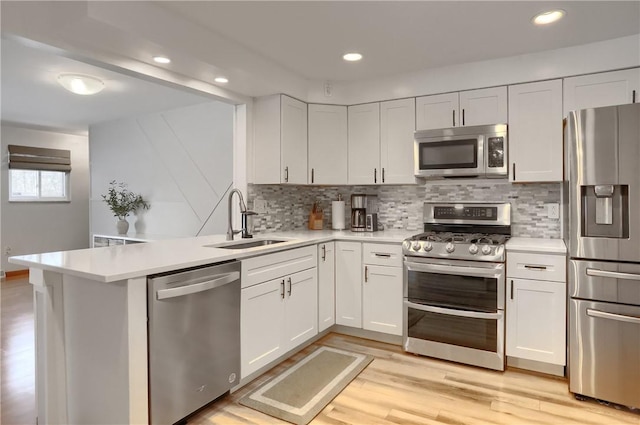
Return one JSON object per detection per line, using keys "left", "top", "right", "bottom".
{"left": 587, "top": 308, "right": 640, "bottom": 324}
{"left": 586, "top": 268, "right": 640, "bottom": 281}
{"left": 405, "top": 261, "right": 504, "bottom": 279}
{"left": 405, "top": 300, "right": 503, "bottom": 320}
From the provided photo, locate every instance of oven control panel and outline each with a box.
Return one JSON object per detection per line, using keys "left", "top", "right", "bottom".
{"left": 433, "top": 206, "right": 497, "bottom": 221}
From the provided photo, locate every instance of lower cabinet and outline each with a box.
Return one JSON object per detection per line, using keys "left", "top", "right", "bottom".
{"left": 506, "top": 278, "right": 566, "bottom": 365}
{"left": 241, "top": 247, "right": 318, "bottom": 379}
{"left": 318, "top": 242, "right": 336, "bottom": 332}
{"left": 363, "top": 264, "right": 403, "bottom": 335}
{"left": 335, "top": 241, "right": 363, "bottom": 327}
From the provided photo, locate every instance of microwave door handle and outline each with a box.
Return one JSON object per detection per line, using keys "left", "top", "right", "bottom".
{"left": 478, "top": 135, "right": 485, "bottom": 173}
{"left": 405, "top": 300, "right": 503, "bottom": 320}
{"left": 405, "top": 261, "right": 503, "bottom": 279}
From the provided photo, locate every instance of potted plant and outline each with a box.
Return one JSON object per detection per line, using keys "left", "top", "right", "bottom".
{"left": 102, "top": 180, "right": 150, "bottom": 234}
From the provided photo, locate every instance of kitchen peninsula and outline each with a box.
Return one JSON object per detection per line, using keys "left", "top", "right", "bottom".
{"left": 9, "top": 230, "right": 413, "bottom": 424}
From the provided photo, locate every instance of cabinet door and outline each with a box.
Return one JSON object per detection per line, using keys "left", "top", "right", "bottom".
{"left": 281, "top": 95, "right": 308, "bottom": 184}
{"left": 416, "top": 92, "right": 459, "bottom": 130}
{"left": 363, "top": 265, "right": 403, "bottom": 336}
{"left": 563, "top": 68, "right": 640, "bottom": 117}
{"left": 380, "top": 98, "right": 416, "bottom": 184}
{"left": 460, "top": 86, "right": 508, "bottom": 126}
{"left": 308, "top": 104, "right": 348, "bottom": 184}
{"left": 335, "top": 241, "right": 363, "bottom": 328}
{"left": 506, "top": 278, "right": 566, "bottom": 365}
{"left": 318, "top": 242, "right": 336, "bottom": 332}
{"left": 284, "top": 268, "right": 318, "bottom": 349}
{"left": 508, "top": 79, "right": 563, "bottom": 182}
{"left": 253, "top": 94, "right": 281, "bottom": 184}
{"left": 348, "top": 103, "right": 380, "bottom": 184}
{"left": 241, "top": 278, "right": 286, "bottom": 378}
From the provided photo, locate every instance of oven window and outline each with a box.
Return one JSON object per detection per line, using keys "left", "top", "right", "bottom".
{"left": 407, "top": 307, "right": 498, "bottom": 352}
{"left": 407, "top": 270, "right": 498, "bottom": 312}
{"left": 419, "top": 139, "right": 477, "bottom": 170}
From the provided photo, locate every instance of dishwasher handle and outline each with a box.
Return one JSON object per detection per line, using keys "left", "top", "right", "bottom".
{"left": 156, "top": 271, "right": 240, "bottom": 300}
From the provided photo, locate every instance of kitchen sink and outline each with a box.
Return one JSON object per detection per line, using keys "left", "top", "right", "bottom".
{"left": 206, "top": 239, "right": 288, "bottom": 250}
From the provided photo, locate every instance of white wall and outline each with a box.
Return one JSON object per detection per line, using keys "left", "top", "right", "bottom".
{"left": 89, "top": 101, "right": 234, "bottom": 238}
{"left": 1, "top": 125, "right": 90, "bottom": 272}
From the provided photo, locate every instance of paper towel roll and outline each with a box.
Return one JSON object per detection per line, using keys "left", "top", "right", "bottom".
{"left": 331, "top": 201, "right": 346, "bottom": 230}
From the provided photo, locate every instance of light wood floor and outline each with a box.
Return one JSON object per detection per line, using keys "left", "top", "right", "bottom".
{"left": 2, "top": 277, "right": 639, "bottom": 425}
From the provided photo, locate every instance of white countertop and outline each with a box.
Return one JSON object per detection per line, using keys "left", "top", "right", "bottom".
{"left": 506, "top": 237, "right": 567, "bottom": 254}
{"left": 9, "top": 230, "right": 415, "bottom": 283}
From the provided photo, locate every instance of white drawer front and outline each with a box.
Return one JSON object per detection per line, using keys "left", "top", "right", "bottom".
{"left": 363, "top": 243, "right": 403, "bottom": 267}
{"left": 241, "top": 245, "right": 317, "bottom": 288}
{"left": 507, "top": 252, "right": 566, "bottom": 282}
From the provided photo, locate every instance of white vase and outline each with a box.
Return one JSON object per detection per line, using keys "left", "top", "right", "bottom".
{"left": 116, "top": 218, "right": 129, "bottom": 235}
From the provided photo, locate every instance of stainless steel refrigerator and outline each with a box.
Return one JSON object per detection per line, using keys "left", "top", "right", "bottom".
{"left": 565, "top": 103, "right": 640, "bottom": 408}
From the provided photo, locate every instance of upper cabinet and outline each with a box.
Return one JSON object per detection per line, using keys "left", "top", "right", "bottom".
{"left": 416, "top": 86, "right": 507, "bottom": 130}
{"left": 253, "top": 94, "right": 307, "bottom": 184}
{"left": 563, "top": 68, "right": 640, "bottom": 117}
{"left": 348, "top": 99, "right": 416, "bottom": 185}
{"left": 308, "top": 104, "right": 348, "bottom": 185}
{"left": 508, "top": 79, "right": 563, "bottom": 183}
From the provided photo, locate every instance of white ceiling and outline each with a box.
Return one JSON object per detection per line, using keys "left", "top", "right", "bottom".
{"left": 0, "top": 37, "right": 217, "bottom": 132}
{"left": 160, "top": 1, "right": 640, "bottom": 82}
{"left": 1, "top": 1, "right": 639, "bottom": 132}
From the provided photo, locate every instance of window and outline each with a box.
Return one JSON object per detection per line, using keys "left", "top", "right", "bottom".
{"left": 8, "top": 144, "right": 72, "bottom": 202}
{"left": 9, "top": 169, "right": 69, "bottom": 202}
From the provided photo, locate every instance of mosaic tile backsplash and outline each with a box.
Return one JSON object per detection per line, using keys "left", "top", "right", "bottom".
{"left": 248, "top": 180, "right": 562, "bottom": 239}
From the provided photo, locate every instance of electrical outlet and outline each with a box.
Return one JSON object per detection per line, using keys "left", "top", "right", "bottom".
{"left": 4, "top": 246, "right": 12, "bottom": 256}
{"left": 547, "top": 203, "right": 560, "bottom": 219}
{"left": 254, "top": 199, "right": 267, "bottom": 214}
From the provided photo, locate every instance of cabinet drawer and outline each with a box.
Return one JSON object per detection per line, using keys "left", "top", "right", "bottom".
{"left": 507, "top": 252, "right": 566, "bottom": 282}
{"left": 241, "top": 245, "right": 317, "bottom": 288}
{"left": 362, "top": 243, "right": 403, "bottom": 267}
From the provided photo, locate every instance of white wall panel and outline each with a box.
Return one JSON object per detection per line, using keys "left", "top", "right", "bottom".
{"left": 90, "top": 101, "right": 234, "bottom": 237}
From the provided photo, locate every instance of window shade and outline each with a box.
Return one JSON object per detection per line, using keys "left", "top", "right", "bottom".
{"left": 8, "top": 145, "right": 72, "bottom": 172}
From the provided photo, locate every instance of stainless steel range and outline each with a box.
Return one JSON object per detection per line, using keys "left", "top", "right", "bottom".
{"left": 403, "top": 202, "right": 511, "bottom": 371}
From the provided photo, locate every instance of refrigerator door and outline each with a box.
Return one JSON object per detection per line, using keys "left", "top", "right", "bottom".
{"left": 567, "top": 103, "right": 640, "bottom": 262}
{"left": 569, "top": 299, "right": 640, "bottom": 408}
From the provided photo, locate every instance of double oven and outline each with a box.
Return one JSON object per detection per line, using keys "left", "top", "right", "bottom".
{"left": 402, "top": 203, "right": 510, "bottom": 371}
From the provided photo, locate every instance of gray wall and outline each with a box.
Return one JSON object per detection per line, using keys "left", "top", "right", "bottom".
{"left": 249, "top": 181, "right": 562, "bottom": 239}
{"left": 89, "top": 101, "right": 234, "bottom": 238}
{"left": 1, "top": 125, "right": 90, "bottom": 272}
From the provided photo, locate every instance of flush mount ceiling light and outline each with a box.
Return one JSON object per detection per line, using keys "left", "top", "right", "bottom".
{"left": 532, "top": 9, "right": 566, "bottom": 25}
{"left": 57, "top": 74, "right": 105, "bottom": 95}
{"left": 343, "top": 52, "right": 363, "bottom": 62}
{"left": 153, "top": 56, "right": 171, "bottom": 64}
{"left": 214, "top": 77, "right": 229, "bottom": 83}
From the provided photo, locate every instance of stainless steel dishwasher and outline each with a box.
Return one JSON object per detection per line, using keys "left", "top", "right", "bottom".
{"left": 148, "top": 260, "right": 241, "bottom": 424}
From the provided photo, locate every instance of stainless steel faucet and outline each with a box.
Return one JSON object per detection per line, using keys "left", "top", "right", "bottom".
{"left": 227, "top": 189, "right": 256, "bottom": 241}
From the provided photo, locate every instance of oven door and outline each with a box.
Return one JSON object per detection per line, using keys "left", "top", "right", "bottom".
{"left": 414, "top": 135, "right": 483, "bottom": 178}
{"left": 403, "top": 257, "right": 505, "bottom": 370}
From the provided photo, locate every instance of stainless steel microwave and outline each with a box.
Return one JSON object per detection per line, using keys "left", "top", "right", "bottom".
{"left": 414, "top": 124, "right": 507, "bottom": 178}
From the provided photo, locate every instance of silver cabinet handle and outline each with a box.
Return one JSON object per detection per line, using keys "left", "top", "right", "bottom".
{"left": 156, "top": 271, "right": 239, "bottom": 300}
{"left": 382, "top": 168, "right": 385, "bottom": 183}
{"left": 284, "top": 166, "right": 289, "bottom": 182}
{"left": 633, "top": 89, "right": 637, "bottom": 103}
{"left": 321, "top": 244, "right": 326, "bottom": 261}
{"left": 405, "top": 300, "right": 503, "bottom": 320}
{"left": 280, "top": 279, "right": 285, "bottom": 299}
{"left": 512, "top": 163, "right": 516, "bottom": 181}
{"left": 452, "top": 109, "right": 456, "bottom": 126}
{"left": 374, "top": 168, "right": 377, "bottom": 184}
{"left": 586, "top": 268, "right": 640, "bottom": 281}
{"left": 311, "top": 168, "right": 314, "bottom": 184}
{"left": 524, "top": 265, "right": 548, "bottom": 270}
{"left": 510, "top": 280, "right": 514, "bottom": 300}
{"left": 364, "top": 266, "right": 369, "bottom": 282}
{"left": 462, "top": 108, "right": 465, "bottom": 126}
{"left": 587, "top": 308, "right": 640, "bottom": 324}
{"left": 374, "top": 253, "right": 391, "bottom": 258}
{"left": 287, "top": 277, "right": 292, "bottom": 296}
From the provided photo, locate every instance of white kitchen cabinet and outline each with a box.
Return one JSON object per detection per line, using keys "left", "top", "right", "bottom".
{"left": 241, "top": 246, "right": 318, "bottom": 378}
{"left": 348, "top": 99, "right": 416, "bottom": 185}
{"left": 253, "top": 94, "right": 307, "bottom": 184}
{"left": 348, "top": 103, "right": 380, "bottom": 184}
{"left": 416, "top": 87, "right": 507, "bottom": 130}
{"left": 508, "top": 79, "right": 563, "bottom": 183}
{"left": 363, "top": 264, "right": 403, "bottom": 336}
{"left": 380, "top": 98, "right": 416, "bottom": 184}
{"left": 317, "top": 242, "right": 335, "bottom": 332}
{"left": 335, "top": 241, "right": 362, "bottom": 328}
{"left": 308, "top": 104, "right": 348, "bottom": 185}
{"left": 506, "top": 243, "right": 567, "bottom": 374}
{"left": 563, "top": 68, "right": 640, "bottom": 117}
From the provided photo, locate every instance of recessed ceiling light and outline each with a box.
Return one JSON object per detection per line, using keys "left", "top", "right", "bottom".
{"left": 153, "top": 56, "right": 171, "bottom": 64}
{"left": 214, "top": 77, "right": 229, "bottom": 83}
{"left": 532, "top": 9, "right": 566, "bottom": 25}
{"left": 343, "top": 52, "right": 363, "bottom": 62}
{"left": 57, "top": 74, "right": 105, "bottom": 95}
